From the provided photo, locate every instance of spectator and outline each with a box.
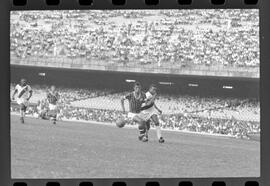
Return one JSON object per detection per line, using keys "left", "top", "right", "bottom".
{"left": 10, "top": 84, "right": 260, "bottom": 139}
{"left": 10, "top": 10, "right": 259, "bottom": 70}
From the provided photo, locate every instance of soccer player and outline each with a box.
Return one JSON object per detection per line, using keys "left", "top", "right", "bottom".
{"left": 36, "top": 99, "right": 48, "bottom": 119}
{"left": 141, "top": 84, "right": 165, "bottom": 143}
{"left": 121, "top": 82, "right": 149, "bottom": 142}
{"left": 46, "top": 85, "right": 60, "bottom": 124}
{"left": 11, "top": 78, "right": 33, "bottom": 123}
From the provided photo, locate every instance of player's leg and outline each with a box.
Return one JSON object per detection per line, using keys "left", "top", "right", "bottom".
{"left": 19, "top": 104, "right": 26, "bottom": 123}
{"left": 39, "top": 110, "right": 45, "bottom": 119}
{"left": 151, "top": 114, "right": 164, "bottom": 143}
{"left": 48, "top": 104, "right": 57, "bottom": 124}
{"left": 138, "top": 112, "right": 153, "bottom": 141}
{"left": 17, "top": 98, "right": 25, "bottom": 123}
{"left": 145, "top": 119, "right": 151, "bottom": 138}
{"left": 133, "top": 115, "right": 148, "bottom": 142}
{"left": 52, "top": 110, "right": 57, "bottom": 124}
{"left": 48, "top": 110, "right": 57, "bottom": 124}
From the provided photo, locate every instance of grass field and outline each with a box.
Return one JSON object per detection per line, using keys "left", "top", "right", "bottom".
{"left": 11, "top": 115, "right": 260, "bottom": 178}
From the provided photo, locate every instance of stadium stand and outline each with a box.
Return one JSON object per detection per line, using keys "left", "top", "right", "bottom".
{"left": 10, "top": 10, "right": 259, "bottom": 74}
{"left": 10, "top": 84, "right": 260, "bottom": 139}
{"left": 10, "top": 10, "right": 260, "bottom": 139}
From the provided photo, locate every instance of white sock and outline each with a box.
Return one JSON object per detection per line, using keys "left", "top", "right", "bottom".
{"left": 156, "top": 126, "right": 162, "bottom": 139}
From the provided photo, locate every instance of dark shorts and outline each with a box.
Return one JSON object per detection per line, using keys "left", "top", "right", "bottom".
{"left": 19, "top": 103, "right": 27, "bottom": 111}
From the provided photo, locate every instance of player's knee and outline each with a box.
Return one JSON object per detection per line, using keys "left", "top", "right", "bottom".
{"left": 20, "top": 104, "right": 26, "bottom": 112}
{"left": 134, "top": 116, "right": 145, "bottom": 125}
{"left": 52, "top": 113, "right": 57, "bottom": 118}
{"left": 40, "top": 111, "right": 46, "bottom": 119}
{"left": 151, "top": 115, "right": 159, "bottom": 126}
{"left": 138, "top": 124, "right": 146, "bottom": 134}
{"left": 154, "top": 120, "right": 160, "bottom": 126}
{"left": 48, "top": 111, "right": 57, "bottom": 118}
{"left": 138, "top": 122, "right": 146, "bottom": 130}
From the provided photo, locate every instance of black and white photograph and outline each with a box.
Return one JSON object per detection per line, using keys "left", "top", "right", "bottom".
{"left": 10, "top": 9, "right": 260, "bottom": 178}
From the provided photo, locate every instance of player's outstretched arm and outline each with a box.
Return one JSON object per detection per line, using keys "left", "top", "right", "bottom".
{"left": 27, "top": 90, "right": 33, "bottom": 101}
{"left": 154, "top": 103, "right": 162, "bottom": 114}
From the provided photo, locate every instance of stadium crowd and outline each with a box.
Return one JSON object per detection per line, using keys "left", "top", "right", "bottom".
{"left": 10, "top": 84, "right": 260, "bottom": 139}
{"left": 70, "top": 92, "right": 260, "bottom": 122}
{"left": 10, "top": 83, "right": 112, "bottom": 104}
{"left": 10, "top": 103, "right": 260, "bottom": 139}
{"left": 10, "top": 10, "right": 259, "bottom": 69}
{"left": 156, "top": 95, "right": 260, "bottom": 122}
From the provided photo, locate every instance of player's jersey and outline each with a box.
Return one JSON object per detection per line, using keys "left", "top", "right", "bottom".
{"left": 125, "top": 92, "right": 146, "bottom": 113}
{"left": 141, "top": 91, "right": 155, "bottom": 111}
{"left": 47, "top": 91, "right": 59, "bottom": 105}
{"left": 15, "top": 84, "right": 32, "bottom": 99}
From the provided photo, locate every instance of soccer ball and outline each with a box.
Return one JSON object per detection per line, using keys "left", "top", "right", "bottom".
{"left": 116, "top": 119, "right": 126, "bottom": 128}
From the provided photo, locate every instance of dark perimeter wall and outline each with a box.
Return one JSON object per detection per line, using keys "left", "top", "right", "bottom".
{"left": 10, "top": 65, "right": 259, "bottom": 99}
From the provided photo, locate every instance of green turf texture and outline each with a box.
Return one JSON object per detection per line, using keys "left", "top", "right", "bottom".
{"left": 11, "top": 115, "right": 259, "bottom": 178}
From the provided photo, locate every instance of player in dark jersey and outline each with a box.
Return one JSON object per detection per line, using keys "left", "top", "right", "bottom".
{"left": 121, "top": 82, "right": 149, "bottom": 142}
{"left": 46, "top": 85, "right": 60, "bottom": 124}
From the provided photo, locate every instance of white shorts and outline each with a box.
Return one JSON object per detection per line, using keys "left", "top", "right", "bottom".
{"left": 49, "top": 104, "right": 57, "bottom": 111}
{"left": 143, "top": 107, "right": 159, "bottom": 115}
{"left": 141, "top": 106, "right": 159, "bottom": 120}
{"left": 127, "top": 112, "right": 137, "bottom": 119}
{"left": 16, "top": 98, "right": 29, "bottom": 107}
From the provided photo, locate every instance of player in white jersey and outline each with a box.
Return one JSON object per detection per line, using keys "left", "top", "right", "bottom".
{"left": 11, "top": 79, "right": 33, "bottom": 123}
{"left": 141, "top": 84, "right": 165, "bottom": 143}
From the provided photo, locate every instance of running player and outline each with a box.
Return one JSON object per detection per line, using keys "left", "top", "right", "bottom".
{"left": 11, "top": 79, "right": 33, "bottom": 123}
{"left": 121, "top": 82, "right": 149, "bottom": 142}
{"left": 46, "top": 85, "right": 60, "bottom": 124}
{"left": 141, "top": 84, "right": 165, "bottom": 143}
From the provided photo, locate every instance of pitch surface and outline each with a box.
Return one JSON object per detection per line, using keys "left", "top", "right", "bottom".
{"left": 11, "top": 115, "right": 260, "bottom": 178}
